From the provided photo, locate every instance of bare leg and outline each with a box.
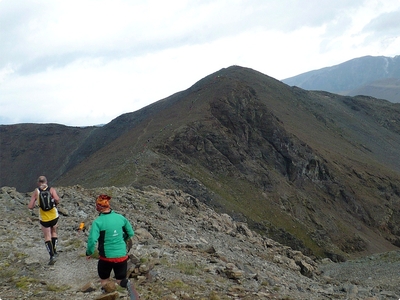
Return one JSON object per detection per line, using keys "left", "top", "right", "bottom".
{"left": 41, "top": 225, "right": 56, "bottom": 264}
{"left": 50, "top": 224, "right": 58, "bottom": 238}
{"left": 41, "top": 225, "right": 52, "bottom": 242}
{"left": 50, "top": 225, "right": 58, "bottom": 254}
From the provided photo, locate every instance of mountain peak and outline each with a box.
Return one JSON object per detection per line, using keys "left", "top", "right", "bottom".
{"left": 282, "top": 55, "right": 400, "bottom": 102}
{"left": 1, "top": 64, "right": 400, "bottom": 260}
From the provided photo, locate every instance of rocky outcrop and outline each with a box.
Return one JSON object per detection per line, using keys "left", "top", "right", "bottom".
{"left": 0, "top": 185, "right": 399, "bottom": 299}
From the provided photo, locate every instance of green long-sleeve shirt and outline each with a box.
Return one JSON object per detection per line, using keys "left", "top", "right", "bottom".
{"left": 86, "top": 210, "right": 134, "bottom": 258}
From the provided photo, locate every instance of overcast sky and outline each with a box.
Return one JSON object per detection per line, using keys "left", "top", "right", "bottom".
{"left": 1, "top": 0, "right": 399, "bottom": 126}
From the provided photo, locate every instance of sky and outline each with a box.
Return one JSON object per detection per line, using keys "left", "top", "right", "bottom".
{"left": 1, "top": 0, "right": 399, "bottom": 127}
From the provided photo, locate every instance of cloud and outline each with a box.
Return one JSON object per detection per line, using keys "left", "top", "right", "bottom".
{"left": 363, "top": 9, "right": 400, "bottom": 35}
{"left": 0, "top": 0, "right": 399, "bottom": 126}
{"left": 1, "top": 1, "right": 363, "bottom": 71}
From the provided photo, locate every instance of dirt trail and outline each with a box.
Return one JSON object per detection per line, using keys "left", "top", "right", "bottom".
{"left": 1, "top": 198, "right": 132, "bottom": 299}
{"left": 24, "top": 230, "right": 98, "bottom": 289}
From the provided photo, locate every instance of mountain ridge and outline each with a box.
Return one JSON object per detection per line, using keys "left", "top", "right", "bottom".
{"left": 1, "top": 65, "right": 400, "bottom": 260}
{"left": 282, "top": 55, "right": 400, "bottom": 102}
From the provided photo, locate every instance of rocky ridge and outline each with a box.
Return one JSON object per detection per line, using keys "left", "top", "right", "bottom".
{"left": 3, "top": 66, "right": 400, "bottom": 260}
{"left": 0, "top": 185, "right": 399, "bottom": 299}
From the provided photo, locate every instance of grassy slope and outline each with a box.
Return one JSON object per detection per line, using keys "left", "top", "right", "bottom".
{"left": 55, "top": 66, "right": 400, "bottom": 258}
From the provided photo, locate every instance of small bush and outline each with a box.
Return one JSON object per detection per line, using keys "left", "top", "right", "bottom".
{"left": 209, "top": 290, "right": 221, "bottom": 300}
{"left": 47, "top": 284, "right": 70, "bottom": 292}
{"left": 176, "top": 261, "right": 199, "bottom": 275}
{"left": 15, "top": 276, "right": 37, "bottom": 290}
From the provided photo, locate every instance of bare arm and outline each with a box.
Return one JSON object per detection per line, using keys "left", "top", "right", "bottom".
{"left": 28, "top": 189, "right": 38, "bottom": 209}
{"left": 50, "top": 187, "right": 60, "bottom": 205}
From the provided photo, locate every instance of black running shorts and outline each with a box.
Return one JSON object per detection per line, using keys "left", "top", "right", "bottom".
{"left": 98, "top": 259, "right": 128, "bottom": 280}
{"left": 40, "top": 217, "right": 59, "bottom": 228}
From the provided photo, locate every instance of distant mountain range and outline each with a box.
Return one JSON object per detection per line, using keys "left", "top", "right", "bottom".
{"left": 283, "top": 55, "right": 400, "bottom": 102}
{"left": 1, "top": 65, "right": 400, "bottom": 260}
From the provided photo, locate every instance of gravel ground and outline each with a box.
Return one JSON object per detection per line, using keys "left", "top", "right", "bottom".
{"left": 318, "top": 251, "right": 400, "bottom": 299}
{"left": 1, "top": 186, "right": 399, "bottom": 300}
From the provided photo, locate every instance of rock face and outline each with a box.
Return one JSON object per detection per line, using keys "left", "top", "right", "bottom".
{"left": 0, "top": 185, "right": 399, "bottom": 299}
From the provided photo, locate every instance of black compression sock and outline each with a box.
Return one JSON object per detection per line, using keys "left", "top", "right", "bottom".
{"left": 52, "top": 237, "right": 58, "bottom": 254}
{"left": 45, "top": 240, "right": 54, "bottom": 257}
{"left": 120, "top": 278, "right": 129, "bottom": 288}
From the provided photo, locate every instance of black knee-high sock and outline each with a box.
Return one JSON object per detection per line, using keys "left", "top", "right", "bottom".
{"left": 45, "top": 240, "right": 55, "bottom": 258}
{"left": 52, "top": 237, "right": 58, "bottom": 254}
